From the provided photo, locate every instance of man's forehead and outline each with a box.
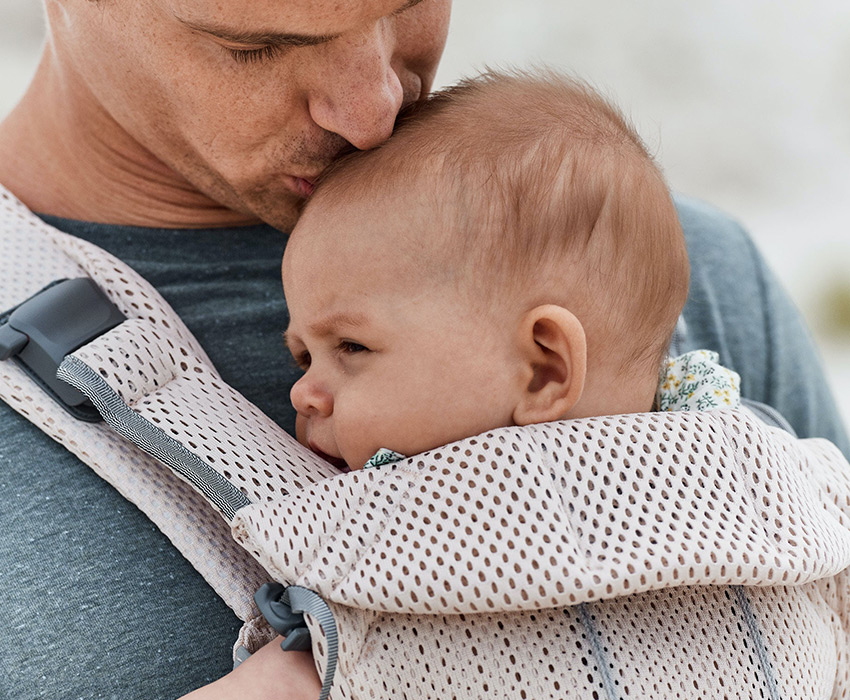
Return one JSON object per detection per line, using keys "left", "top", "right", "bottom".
{"left": 171, "top": 0, "right": 425, "bottom": 37}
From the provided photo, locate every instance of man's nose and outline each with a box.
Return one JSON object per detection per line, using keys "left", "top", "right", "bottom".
{"left": 290, "top": 374, "right": 333, "bottom": 418}
{"left": 309, "top": 24, "right": 405, "bottom": 151}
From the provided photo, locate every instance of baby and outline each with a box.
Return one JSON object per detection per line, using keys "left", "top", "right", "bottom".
{"left": 283, "top": 69, "right": 697, "bottom": 471}
{"left": 196, "top": 71, "right": 841, "bottom": 700}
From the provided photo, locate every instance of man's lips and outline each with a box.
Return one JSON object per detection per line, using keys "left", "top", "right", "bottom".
{"left": 291, "top": 176, "right": 315, "bottom": 198}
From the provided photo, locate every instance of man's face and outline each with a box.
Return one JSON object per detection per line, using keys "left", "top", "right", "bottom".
{"left": 282, "top": 190, "right": 525, "bottom": 471}
{"left": 53, "top": 0, "right": 450, "bottom": 229}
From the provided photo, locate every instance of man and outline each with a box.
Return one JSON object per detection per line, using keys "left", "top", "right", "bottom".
{"left": 0, "top": 0, "right": 846, "bottom": 698}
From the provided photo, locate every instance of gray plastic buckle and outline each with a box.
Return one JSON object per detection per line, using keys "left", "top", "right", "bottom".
{"left": 0, "top": 278, "right": 126, "bottom": 422}
{"left": 233, "top": 645, "right": 252, "bottom": 669}
{"left": 254, "top": 583, "right": 313, "bottom": 652}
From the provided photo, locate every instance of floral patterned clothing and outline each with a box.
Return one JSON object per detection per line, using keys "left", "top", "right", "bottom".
{"left": 363, "top": 447, "right": 406, "bottom": 470}
{"left": 656, "top": 349, "right": 741, "bottom": 412}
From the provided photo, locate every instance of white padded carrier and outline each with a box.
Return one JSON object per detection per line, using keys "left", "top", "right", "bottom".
{"left": 4, "top": 183, "right": 850, "bottom": 699}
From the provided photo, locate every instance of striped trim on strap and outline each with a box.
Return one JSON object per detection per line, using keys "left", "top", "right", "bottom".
{"left": 57, "top": 354, "right": 252, "bottom": 520}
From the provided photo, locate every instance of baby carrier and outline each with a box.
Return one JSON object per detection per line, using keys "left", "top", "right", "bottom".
{"left": 3, "top": 184, "right": 850, "bottom": 699}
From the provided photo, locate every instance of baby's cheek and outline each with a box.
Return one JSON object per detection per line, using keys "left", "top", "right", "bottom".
{"left": 340, "top": 439, "right": 378, "bottom": 471}
{"left": 337, "top": 412, "right": 384, "bottom": 470}
{"left": 294, "top": 414, "right": 309, "bottom": 447}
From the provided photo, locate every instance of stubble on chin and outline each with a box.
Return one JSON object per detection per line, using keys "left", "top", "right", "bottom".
{"left": 251, "top": 188, "right": 307, "bottom": 232}
{"left": 244, "top": 134, "right": 349, "bottom": 231}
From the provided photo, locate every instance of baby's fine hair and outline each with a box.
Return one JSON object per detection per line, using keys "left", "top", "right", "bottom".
{"left": 311, "top": 68, "right": 690, "bottom": 378}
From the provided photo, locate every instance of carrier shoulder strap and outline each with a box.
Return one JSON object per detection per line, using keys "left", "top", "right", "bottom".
{"left": 0, "top": 184, "right": 334, "bottom": 627}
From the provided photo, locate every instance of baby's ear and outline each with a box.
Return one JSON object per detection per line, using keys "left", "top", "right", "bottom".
{"left": 512, "top": 305, "right": 587, "bottom": 426}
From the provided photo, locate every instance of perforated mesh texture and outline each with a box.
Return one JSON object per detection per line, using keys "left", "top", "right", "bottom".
{"left": 232, "top": 413, "right": 850, "bottom": 614}
{"left": 0, "top": 187, "right": 272, "bottom": 621}
{"left": 70, "top": 319, "right": 337, "bottom": 504}
{"left": 228, "top": 412, "right": 850, "bottom": 697}
{"left": 334, "top": 583, "right": 847, "bottom": 699}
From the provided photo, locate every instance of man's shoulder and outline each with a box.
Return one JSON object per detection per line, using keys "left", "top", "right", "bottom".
{"left": 674, "top": 194, "right": 768, "bottom": 325}
{"left": 674, "top": 194, "right": 756, "bottom": 262}
{"left": 672, "top": 194, "right": 774, "bottom": 406}
{"left": 672, "top": 194, "right": 850, "bottom": 456}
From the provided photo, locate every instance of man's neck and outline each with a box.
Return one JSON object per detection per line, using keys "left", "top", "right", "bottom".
{"left": 0, "top": 49, "right": 261, "bottom": 229}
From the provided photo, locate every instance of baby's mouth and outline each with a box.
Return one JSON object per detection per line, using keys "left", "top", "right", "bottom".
{"left": 309, "top": 443, "right": 349, "bottom": 472}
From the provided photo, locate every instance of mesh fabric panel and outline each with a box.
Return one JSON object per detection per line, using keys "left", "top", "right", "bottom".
{"left": 0, "top": 186, "right": 270, "bottom": 621}
{"left": 69, "top": 319, "right": 337, "bottom": 503}
{"left": 335, "top": 583, "right": 842, "bottom": 700}
{"left": 231, "top": 413, "right": 850, "bottom": 614}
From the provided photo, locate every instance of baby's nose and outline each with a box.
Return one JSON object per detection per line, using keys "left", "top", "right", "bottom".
{"left": 290, "top": 374, "right": 333, "bottom": 418}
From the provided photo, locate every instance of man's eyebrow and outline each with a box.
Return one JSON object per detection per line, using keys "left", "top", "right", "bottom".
{"left": 395, "top": 0, "right": 428, "bottom": 14}
{"left": 178, "top": 17, "right": 339, "bottom": 47}
{"left": 178, "top": 0, "right": 425, "bottom": 47}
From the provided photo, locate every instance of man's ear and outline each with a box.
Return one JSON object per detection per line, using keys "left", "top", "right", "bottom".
{"left": 512, "top": 304, "right": 587, "bottom": 426}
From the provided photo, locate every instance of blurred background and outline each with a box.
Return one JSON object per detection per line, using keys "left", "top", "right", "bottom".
{"left": 2, "top": 1, "right": 848, "bottom": 425}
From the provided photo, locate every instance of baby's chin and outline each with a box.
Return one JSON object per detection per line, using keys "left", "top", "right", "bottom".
{"left": 308, "top": 444, "right": 350, "bottom": 472}
{"left": 326, "top": 456, "right": 350, "bottom": 473}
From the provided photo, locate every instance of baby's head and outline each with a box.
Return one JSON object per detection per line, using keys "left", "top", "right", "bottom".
{"left": 283, "top": 69, "right": 690, "bottom": 470}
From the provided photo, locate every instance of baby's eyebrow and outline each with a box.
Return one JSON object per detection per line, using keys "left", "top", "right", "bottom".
{"left": 282, "top": 312, "right": 368, "bottom": 350}
{"left": 308, "top": 312, "right": 369, "bottom": 337}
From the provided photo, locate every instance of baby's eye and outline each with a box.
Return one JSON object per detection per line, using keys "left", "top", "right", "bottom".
{"left": 291, "top": 350, "right": 311, "bottom": 371}
{"left": 337, "top": 340, "right": 369, "bottom": 355}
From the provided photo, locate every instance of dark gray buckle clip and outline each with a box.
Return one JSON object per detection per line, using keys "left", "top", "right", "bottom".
{"left": 0, "top": 278, "right": 126, "bottom": 422}
{"left": 255, "top": 582, "right": 313, "bottom": 652}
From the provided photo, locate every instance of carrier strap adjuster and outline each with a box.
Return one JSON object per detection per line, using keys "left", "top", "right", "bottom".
{"left": 255, "top": 582, "right": 313, "bottom": 652}
{"left": 0, "top": 278, "right": 126, "bottom": 421}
